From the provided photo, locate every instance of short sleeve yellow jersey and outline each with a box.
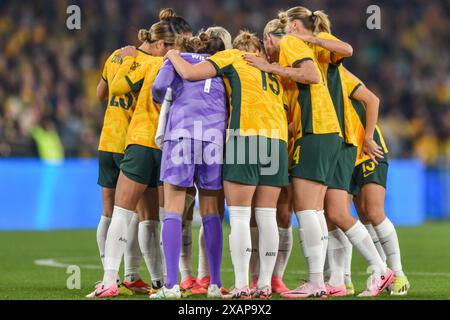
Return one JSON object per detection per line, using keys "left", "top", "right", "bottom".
{"left": 207, "top": 49, "right": 288, "bottom": 143}
{"left": 98, "top": 49, "right": 152, "bottom": 153}
{"left": 310, "top": 32, "right": 358, "bottom": 147}
{"left": 342, "top": 71, "right": 389, "bottom": 166}
{"left": 125, "top": 56, "right": 164, "bottom": 150}
{"left": 279, "top": 35, "right": 341, "bottom": 141}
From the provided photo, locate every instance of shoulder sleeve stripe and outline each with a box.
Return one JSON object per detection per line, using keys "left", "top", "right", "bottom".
{"left": 292, "top": 57, "right": 313, "bottom": 68}
{"left": 349, "top": 83, "right": 362, "bottom": 98}
{"left": 101, "top": 75, "right": 107, "bottom": 82}
{"left": 206, "top": 59, "right": 222, "bottom": 76}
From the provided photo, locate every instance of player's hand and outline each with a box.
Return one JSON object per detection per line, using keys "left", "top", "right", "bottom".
{"left": 164, "top": 49, "right": 180, "bottom": 60}
{"left": 362, "top": 136, "right": 384, "bottom": 165}
{"left": 243, "top": 54, "right": 271, "bottom": 72}
{"left": 119, "top": 46, "right": 137, "bottom": 58}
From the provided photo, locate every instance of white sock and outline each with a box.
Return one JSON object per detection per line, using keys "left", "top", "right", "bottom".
{"left": 273, "top": 226, "right": 292, "bottom": 278}
{"left": 103, "top": 206, "right": 134, "bottom": 286}
{"left": 124, "top": 213, "right": 141, "bottom": 282}
{"left": 341, "top": 231, "right": 353, "bottom": 285}
{"left": 158, "top": 207, "right": 167, "bottom": 282}
{"left": 197, "top": 224, "right": 210, "bottom": 279}
{"left": 255, "top": 208, "right": 279, "bottom": 288}
{"left": 180, "top": 219, "right": 193, "bottom": 281}
{"left": 327, "top": 229, "right": 346, "bottom": 288}
{"left": 96, "top": 216, "right": 111, "bottom": 268}
{"left": 365, "top": 224, "right": 387, "bottom": 262}
{"left": 229, "top": 206, "right": 252, "bottom": 289}
{"left": 345, "top": 221, "right": 387, "bottom": 276}
{"left": 249, "top": 226, "right": 259, "bottom": 279}
{"left": 296, "top": 210, "right": 324, "bottom": 286}
{"left": 317, "top": 210, "right": 329, "bottom": 269}
{"left": 374, "top": 218, "right": 405, "bottom": 277}
{"left": 138, "top": 220, "right": 164, "bottom": 285}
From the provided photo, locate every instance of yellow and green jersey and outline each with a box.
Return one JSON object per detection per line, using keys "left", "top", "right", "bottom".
{"left": 282, "top": 77, "right": 300, "bottom": 165}
{"left": 279, "top": 34, "right": 341, "bottom": 141}
{"left": 98, "top": 48, "right": 153, "bottom": 153}
{"left": 342, "top": 71, "right": 389, "bottom": 166}
{"left": 310, "top": 32, "right": 358, "bottom": 147}
{"left": 125, "top": 56, "right": 164, "bottom": 150}
{"left": 207, "top": 49, "right": 288, "bottom": 143}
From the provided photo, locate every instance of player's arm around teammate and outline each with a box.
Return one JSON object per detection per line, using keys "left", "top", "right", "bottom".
{"left": 88, "top": 10, "right": 193, "bottom": 299}
{"left": 149, "top": 33, "right": 228, "bottom": 299}
{"left": 166, "top": 31, "right": 289, "bottom": 299}
{"left": 244, "top": 12, "right": 343, "bottom": 298}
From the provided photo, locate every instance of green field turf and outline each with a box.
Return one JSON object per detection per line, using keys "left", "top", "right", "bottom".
{"left": 0, "top": 222, "right": 449, "bottom": 300}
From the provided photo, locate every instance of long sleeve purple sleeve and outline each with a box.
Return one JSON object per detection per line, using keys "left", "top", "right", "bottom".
{"left": 152, "top": 60, "right": 175, "bottom": 104}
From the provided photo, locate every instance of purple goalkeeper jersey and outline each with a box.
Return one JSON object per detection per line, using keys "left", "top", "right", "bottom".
{"left": 153, "top": 53, "right": 228, "bottom": 145}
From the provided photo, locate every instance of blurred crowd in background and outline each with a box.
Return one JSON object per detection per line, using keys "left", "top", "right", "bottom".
{"left": 0, "top": 0, "right": 449, "bottom": 166}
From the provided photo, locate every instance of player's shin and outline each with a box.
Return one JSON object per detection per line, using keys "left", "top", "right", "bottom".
{"left": 255, "top": 208, "right": 279, "bottom": 289}
{"left": 374, "top": 218, "right": 405, "bottom": 277}
{"left": 103, "top": 206, "right": 135, "bottom": 286}
{"left": 96, "top": 215, "right": 111, "bottom": 268}
{"left": 124, "top": 213, "right": 141, "bottom": 283}
{"left": 296, "top": 210, "right": 325, "bottom": 286}
{"left": 162, "top": 213, "right": 183, "bottom": 289}
{"left": 202, "top": 214, "right": 223, "bottom": 287}
{"left": 344, "top": 220, "right": 387, "bottom": 275}
{"left": 229, "top": 206, "right": 252, "bottom": 289}
{"left": 365, "top": 223, "right": 387, "bottom": 263}
{"left": 138, "top": 219, "right": 164, "bottom": 286}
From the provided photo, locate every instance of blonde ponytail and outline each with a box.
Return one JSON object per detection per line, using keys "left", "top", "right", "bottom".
{"left": 283, "top": 6, "right": 332, "bottom": 34}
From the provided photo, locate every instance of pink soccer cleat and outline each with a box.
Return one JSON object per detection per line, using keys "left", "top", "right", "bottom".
{"left": 252, "top": 286, "right": 272, "bottom": 299}
{"left": 271, "top": 276, "right": 290, "bottom": 293}
{"left": 358, "top": 268, "right": 396, "bottom": 297}
{"left": 280, "top": 281, "right": 327, "bottom": 299}
{"left": 222, "top": 286, "right": 253, "bottom": 300}
{"left": 325, "top": 283, "right": 347, "bottom": 297}
{"left": 86, "top": 283, "right": 119, "bottom": 299}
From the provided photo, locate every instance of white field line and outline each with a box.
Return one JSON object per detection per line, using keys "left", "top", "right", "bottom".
{"left": 34, "top": 257, "right": 450, "bottom": 277}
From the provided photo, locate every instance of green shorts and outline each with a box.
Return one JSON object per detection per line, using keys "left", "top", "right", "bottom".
{"left": 223, "top": 135, "right": 289, "bottom": 187}
{"left": 350, "top": 158, "right": 388, "bottom": 196}
{"left": 120, "top": 144, "right": 163, "bottom": 188}
{"left": 98, "top": 151, "right": 124, "bottom": 188}
{"left": 290, "top": 133, "right": 342, "bottom": 185}
{"left": 328, "top": 144, "right": 357, "bottom": 192}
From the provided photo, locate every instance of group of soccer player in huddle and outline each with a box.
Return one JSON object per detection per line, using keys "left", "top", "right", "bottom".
{"left": 88, "top": 6, "right": 410, "bottom": 299}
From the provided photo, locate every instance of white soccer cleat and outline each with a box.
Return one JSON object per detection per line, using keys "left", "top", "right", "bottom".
{"left": 149, "top": 285, "right": 182, "bottom": 299}
{"left": 207, "top": 284, "right": 222, "bottom": 298}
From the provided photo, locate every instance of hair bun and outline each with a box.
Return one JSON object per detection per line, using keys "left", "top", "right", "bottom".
{"left": 138, "top": 29, "right": 150, "bottom": 42}
{"left": 159, "top": 8, "right": 177, "bottom": 21}
{"left": 278, "top": 11, "right": 288, "bottom": 25}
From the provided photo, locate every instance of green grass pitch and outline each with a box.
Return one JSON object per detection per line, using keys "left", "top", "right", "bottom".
{"left": 0, "top": 222, "right": 449, "bottom": 300}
